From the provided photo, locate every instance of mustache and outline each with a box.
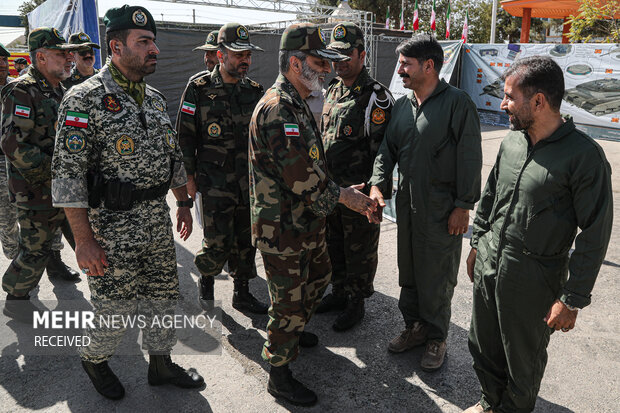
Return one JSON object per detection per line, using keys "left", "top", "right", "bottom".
{"left": 399, "top": 73, "right": 410, "bottom": 78}
{"left": 146, "top": 54, "right": 158, "bottom": 61}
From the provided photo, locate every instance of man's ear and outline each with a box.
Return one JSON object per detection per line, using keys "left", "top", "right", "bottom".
{"left": 290, "top": 56, "right": 301, "bottom": 74}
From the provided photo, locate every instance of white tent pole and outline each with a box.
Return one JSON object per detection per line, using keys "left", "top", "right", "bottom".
{"left": 490, "top": 0, "right": 498, "bottom": 43}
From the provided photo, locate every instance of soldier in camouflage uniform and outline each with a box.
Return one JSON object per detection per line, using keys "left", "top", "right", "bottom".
{"left": 249, "top": 23, "right": 378, "bottom": 406}
{"left": 52, "top": 6, "right": 203, "bottom": 400}
{"left": 62, "top": 32, "right": 101, "bottom": 89}
{"left": 317, "top": 22, "right": 394, "bottom": 331}
{"left": 0, "top": 28, "right": 84, "bottom": 322}
{"left": 177, "top": 23, "right": 268, "bottom": 314}
{"left": 192, "top": 29, "right": 220, "bottom": 74}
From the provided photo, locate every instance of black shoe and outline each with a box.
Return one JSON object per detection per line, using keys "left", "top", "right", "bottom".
{"left": 46, "top": 250, "right": 80, "bottom": 281}
{"left": 3, "top": 294, "right": 38, "bottom": 323}
{"left": 198, "top": 276, "right": 214, "bottom": 311}
{"left": 315, "top": 292, "right": 347, "bottom": 314}
{"left": 81, "top": 360, "right": 125, "bottom": 400}
{"left": 299, "top": 331, "right": 318, "bottom": 348}
{"left": 232, "top": 280, "right": 269, "bottom": 314}
{"left": 267, "top": 364, "right": 317, "bottom": 406}
{"left": 333, "top": 298, "right": 365, "bottom": 331}
{"left": 148, "top": 355, "right": 204, "bottom": 388}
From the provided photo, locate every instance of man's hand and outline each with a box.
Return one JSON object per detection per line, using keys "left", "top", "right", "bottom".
{"left": 75, "top": 238, "right": 108, "bottom": 277}
{"left": 176, "top": 207, "right": 193, "bottom": 241}
{"left": 339, "top": 183, "right": 378, "bottom": 223}
{"left": 186, "top": 175, "right": 197, "bottom": 199}
{"left": 544, "top": 299, "right": 578, "bottom": 332}
{"left": 368, "top": 185, "right": 386, "bottom": 223}
{"left": 466, "top": 248, "right": 477, "bottom": 282}
{"left": 448, "top": 207, "right": 470, "bottom": 235}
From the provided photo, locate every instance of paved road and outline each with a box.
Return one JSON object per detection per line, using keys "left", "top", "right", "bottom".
{"left": 0, "top": 125, "right": 618, "bottom": 412}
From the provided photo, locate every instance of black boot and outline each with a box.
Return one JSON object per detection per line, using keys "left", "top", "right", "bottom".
{"left": 232, "top": 279, "right": 268, "bottom": 314}
{"left": 3, "top": 293, "right": 39, "bottom": 323}
{"left": 299, "top": 331, "right": 318, "bottom": 348}
{"left": 198, "top": 276, "right": 214, "bottom": 311}
{"left": 148, "top": 355, "right": 204, "bottom": 388}
{"left": 81, "top": 360, "right": 125, "bottom": 400}
{"left": 267, "top": 364, "right": 317, "bottom": 406}
{"left": 315, "top": 292, "right": 347, "bottom": 314}
{"left": 46, "top": 250, "right": 80, "bottom": 281}
{"left": 333, "top": 298, "right": 365, "bottom": 331}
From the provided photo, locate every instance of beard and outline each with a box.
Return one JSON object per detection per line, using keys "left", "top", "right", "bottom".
{"left": 300, "top": 60, "right": 323, "bottom": 92}
{"left": 222, "top": 54, "right": 249, "bottom": 79}
{"left": 507, "top": 107, "right": 534, "bottom": 131}
{"left": 120, "top": 48, "right": 157, "bottom": 78}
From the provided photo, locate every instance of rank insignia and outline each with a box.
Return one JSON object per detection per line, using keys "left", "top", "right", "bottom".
{"left": 116, "top": 135, "right": 135, "bottom": 156}
{"left": 372, "top": 108, "right": 386, "bottom": 124}
{"left": 165, "top": 129, "right": 176, "bottom": 148}
{"left": 250, "top": 80, "right": 260, "bottom": 88}
{"left": 103, "top": 94, "right": 122, "bottom": 113}
{"left": 343, "top": 125, "right": 353, "bottom": 136}
{"left": 152, "top": 98, "right": 164, "bottom": 112}
{"left": 208, "top": 122, "right": 221, "bottom": 137}
{"left": 208, "top": 93, "right": 217, "bottom": 100}
{"left": 65, "top": 132, "right": 86, "bottom": 153}
{"left": 353, "top": 85, "right": 361, "bottom": 93}
{"left": 309, "top": 144, "right": 319, "bottom": 161}
{"left": 132, "top": 9, "right": 147, "bottom": 26}
{"left": 195, "top": 78, "right": 207, "bottom": 86}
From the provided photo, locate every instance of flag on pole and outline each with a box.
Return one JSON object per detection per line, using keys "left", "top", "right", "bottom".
{"left": 445, "top": 1, "right": 451, "bottom": 39}
{"left": 385, "top": 6, "right": 391, "bottom": 29}
{"left": 430, "top": 0, "right": 436, "bottom": 31}
{"left": 461, "top": 9, "right": 469, "bottom": 42}
{"left": 413, "top": 0, "right": 419, "bottom": 31}
{"left": 400, "top": 1, "right": 405, "bottom": 30}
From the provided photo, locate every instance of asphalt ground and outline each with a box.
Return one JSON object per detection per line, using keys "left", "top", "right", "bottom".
{"left": 0, "top": 124, "right": 618, "bottom": 412}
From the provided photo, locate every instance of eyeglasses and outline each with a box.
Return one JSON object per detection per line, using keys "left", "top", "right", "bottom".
{"left": 78, "top": 49, "right": 94, "bottom": 57}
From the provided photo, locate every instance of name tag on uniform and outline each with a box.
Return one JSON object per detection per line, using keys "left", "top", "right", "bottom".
{"left": 284, "top": 123, "right": 300, "bottom": 137}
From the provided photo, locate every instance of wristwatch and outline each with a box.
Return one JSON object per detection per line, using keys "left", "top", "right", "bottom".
{"left": 176, "top": 198, "right": 193, "bottom": 208}
{"left": 562, "top": 301, "right": 578, "bottom": 312}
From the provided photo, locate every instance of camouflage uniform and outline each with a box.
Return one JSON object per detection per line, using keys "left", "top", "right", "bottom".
{"left": 62, "top": 32, "right": 101, "bottom": 90}
{"left": 52, "top": 61, "right": 187, "bottom": 362}
{"left": 62, "top": 66, "right": 100, "bottom": 90}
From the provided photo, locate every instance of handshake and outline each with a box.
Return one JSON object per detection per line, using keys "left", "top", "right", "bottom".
{"left": 339, "top": 184, "right": 385, "bottom": 224}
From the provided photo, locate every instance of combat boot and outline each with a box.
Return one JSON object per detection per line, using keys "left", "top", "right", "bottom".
{"left": 464, "top": 402, "right": 495, "bottom": 413}
{"left": 388, "top": 321, "right": 428, "bottom": 353}
{"left": 420, "top": 340, "right": 447, "bottom": 372}
{"left": 315, "top": 292, "right": 347, "bottom": 314}
{"left": 267, "top": 364, "right": 317, "bottom": 406}
{"left": 232, "top": 279, "right": 268, "bottom": 314}
{"left": 81, "top": 360, "right": 125, "bottom": 400}
{"left": 332, "top": 298, "right": 364, "bottom": 331}
{"left": 3, "top": 293, "right": 39, "bottom": 323}
{"left": 46, "top": 250, "right": 80, "bottom": 281}
{"left": 299, "top": 331, "right": 318, "bottom": 348}
{"left": 198, "top": 276, "right": 214, "bottom": 311}
{"left": 148, "top": 355, "right": 204, "bottom": 388}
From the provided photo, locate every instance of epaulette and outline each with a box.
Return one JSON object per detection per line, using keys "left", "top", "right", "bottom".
{"left": 188, "top": 69, "right": 210, "bottom": 82}
{"left": 146, "top": 84, "right": 166, "bottom": 101}
{"left": 249, "top": 79, "right": 262, "bottom": 89}
{"left": 190, "top": 71, "right": 212, "bottom": 88}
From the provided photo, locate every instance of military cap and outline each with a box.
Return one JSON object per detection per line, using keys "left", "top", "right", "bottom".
{"left": 28, "top": 27, "right": 86, "bottom": 52}
{"left": 14, "top": 57, "right": 27, "bottom": 64}
{"left": 103, "top": 5, "right": 156, "bottom": 35}
{"left": 0, "top": 43, "right": 10, "bottom": 57}
{"left": 68, "top": 32, "right": 101, "bottom": 49}
{"left": 328, "top": 22, "right": 364, "bottom": 52}
{"left": 218, "top": 23, "right": 264, "bottom": 52}
{"left": 280, "top": 23, "right": 349, "bottom": 62}
{"left": 193, "top": 30, "right": 219, "bottom": 51}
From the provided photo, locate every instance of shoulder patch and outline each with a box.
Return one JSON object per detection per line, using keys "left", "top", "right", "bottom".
{"left": 308, "top": 144, "right": 319, "bottom": 161}
{"left": 207, "top": 123, "right": 221, "bottom": 137}
{"left": 65, "top": 111, "right": 89, "bottom": 128}
{"left": 284, "top": 123, "right": 300, "bottom": 137}
{"left": 151, "top": 97, "right": 165, "bottom": 112}
{"left": 103, "top": 94, "right": 122, "bottom": 113}
{"left": 181, "top": 101, "right": 196, "bottom": 116}
{"left": 14, "top": 105, "right": 31, "bottom": 118}
{"left": 116, "top": 135, "right": 135, "bottom": 156}
{"left": 65, "top": 131, "right": 87, "bottom": 153}
{"left": 371, "top": 108, "right": 386, "bottom": 125}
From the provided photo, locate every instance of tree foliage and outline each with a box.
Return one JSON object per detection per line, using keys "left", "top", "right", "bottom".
{"left": 18, "top": 0, "right": 46, "bottom": 38}
{"left": 567, "top": 0, "right": 620, "bottom": 43}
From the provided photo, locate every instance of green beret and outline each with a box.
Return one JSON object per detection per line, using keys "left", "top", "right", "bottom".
{"left": 280, "top": 23, "right": 349, "bottom": 62}
{"left": 0, "top": 43, "right": 9, "bottom": 57}
{"left": 328, "top": 22, "right": 364, "bottom": 52}
{"left": 68, "top": 32, "right": 101, "bottom": 49}
{"left": 103, "top": 5, "right": 156, "bottom": 35}
{"left": 28, "top": 27, "right": 86, "bottom": 52}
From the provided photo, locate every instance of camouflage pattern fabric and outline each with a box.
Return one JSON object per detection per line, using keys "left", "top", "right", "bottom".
{"left": 52, "top": 63, "right": 186, "bottom": 361}
{"left": 249, "top": 74, "right": 340, "bottom": 255}
{"left": 0, "top": 155, "right": 18, "bottom": 259}
{"left": 62, "top": 67, "right": 99, "bottom": 90}
{"left": 176, "top": 65, "right": 263, "bottom": 280}
{"left": 321, "top": 68, "right": 393, "bottom": 299}
{"left": 261, "top": 236, "right": 331, "bottom": 366}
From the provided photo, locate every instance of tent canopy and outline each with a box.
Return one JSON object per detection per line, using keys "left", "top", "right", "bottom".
{"left": 501, "top": 0, "right": 620, "bottom": 19}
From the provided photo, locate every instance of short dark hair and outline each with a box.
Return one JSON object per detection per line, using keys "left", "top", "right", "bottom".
{"left": 106, "top": 29, "right": 129, "bottom": 56}
{"left": 500, "top": 56, "right": 564, "bottom": 111}
{"left": 396, "top": 34, "right": 443, "bottom": 73}
{"left": 278, "top": 50, "right": 306, "bottom": 74}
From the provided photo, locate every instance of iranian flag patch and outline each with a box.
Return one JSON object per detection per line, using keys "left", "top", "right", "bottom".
{"left": 65, "top": 111, "right": 89, "bottom": 128}
{"left": 284, "top": 123, "right": 300, "bottom": 137}
{"left": 181, "top": 101, "right": 196, "bottom": 116}
{"left": 14, "top": 105, "right": 31, "bottom": 118}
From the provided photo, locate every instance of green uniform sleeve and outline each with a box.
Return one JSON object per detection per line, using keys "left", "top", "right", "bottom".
{"left": 471, "top": 147, "right": 502, "bottom": 248}
{"left": 368, "top": 108, "right": 399, "bottom": 199}
{"left": 452, "top": 96, "right": 482, "bottom": 210}
{"left": 176, "top": 82, "right": 199, "bottom": 175}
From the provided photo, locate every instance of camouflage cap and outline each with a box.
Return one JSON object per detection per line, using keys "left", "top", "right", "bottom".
{"left": 218, "top": 23, "right": 264, "bottom": 52}
{"left": 28, "top": 27, "right": 86, "bottom": 52}
{"left": 68, "top": 32, "right": 101, "bottom": 49}
{"left": 280, "top": 23, "right": 349, "bottom": 62}
{"left": 193, "top": 30, "right": 220, "bottom": 51}
{"left": 328, "top": 22, "right": 364, "bottom": 52}
{"left": 0, "top": 43, "right": 9, "bottom": 57}
{"left": 103, "top": 5, "right": 157, "bottom": 35}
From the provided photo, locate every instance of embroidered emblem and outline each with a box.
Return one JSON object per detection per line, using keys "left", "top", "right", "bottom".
{"left": 181, "top": 101, "right": 196, "bottom": 115}
{"left": 343, "top": 125, "right": 353, "bottom": 136}
{"left": 208, "top": 123, "right": 221, "bottom": 137}
{"left": 317, "top": 27, "right": 325, "bottom": 43}
{"left": 14, "top": 105, "right": 31, "bottom": 118}
{"left": 151, "top": 98, "right": 164, "bottom": 112}
{"left": 284, "top": 123, "right": 299, "bottom": 137}
{"left": 116, "top": 135, "right": 135, "bottom": 156}
{"left": 237, "top": 25, "right": 249, "bottom": 40}
{"left": 165, "top": 129, "right": 176, "bottom": 148}
{"left": 308, "top": 144, "right": 319, "bottom": 161}
{"left": 79, "top": 33, "right": 89, "bottom": 41}
{"left": 65, "top": 111, "right": 89, "bottom": 128}
{"left": 132, "top": 9, "right": 147, "bottom": 26}
{"left": 52, "top": 28, "right": 63, "bottom": 41}
{"left": 207, "top": 33, "right": 216, "bottom": 43}
{"left": 65, "top": 132, "right": 86, "bottom": 153}
{"left": 333, "top": 25, "right": 346, "bottom": 40}
{"left": 103, "top": 94, "right": 122, "bottom": 113}
{"left": 371, "top": 108, "right": 386, "bottom": 124}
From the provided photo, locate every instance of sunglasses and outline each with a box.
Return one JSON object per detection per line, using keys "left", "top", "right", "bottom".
{"left": 78, "top": 49, "right": 94, "bottom": 57}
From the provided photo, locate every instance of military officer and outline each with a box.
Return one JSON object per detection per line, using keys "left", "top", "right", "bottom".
{"left": 464, "top": 56, "right": 613, "bottom": 413}
{"left": 192, "top": 29, "right": 220, "bottom": 74}
{"left": 177, "top": 23, "right": 268, "bottom": 314}
{"left": 62, "top": 32, "right": 100, "bottom": 89}
{"left": 369, "top": 35, "right": 482, "bottom": 372}
{"left": 317, "top": 22, "right": 394, "bottom": 331}
{"left": 13, "top": 57, "right": 29, "bottom": 76}
{"left": 1, "top": 28, "right": 84, "bottom": 321}
{"left": 249, "top": 23, "right": 377, "bottom": 406}
{"left": 52, "top": 5, "right": 203, "bottom": 400}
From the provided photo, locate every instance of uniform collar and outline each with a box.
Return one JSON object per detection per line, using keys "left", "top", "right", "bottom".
{"left": 335, "top": 66, "right": 369, "bottom": 95}
{"left": 524, "top": 115, "right": 576, "bottom": 146}
{"left": 408, "top": 78, "right": 449, "bottom": 103}
{"left": 210, "top": 64, "right": 251, "bottom": 89}
{"left": 29, "top": 65, "right": 57, "bottom": 93}
{"left": 275, "top": 74, "right": 305, "bottom": 109}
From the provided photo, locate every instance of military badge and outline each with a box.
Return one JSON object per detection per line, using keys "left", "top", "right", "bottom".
{"left": 40, "top": 79, "right": 49, "bottom": 88}
{"left": 65, "top": 132, "right": 86, "bottom": 153}
{"left": 132, "top": 9, "right": 147, "bottom": 26}
{"left": 208, "top": 93, "right": 217, "bottom": 100}
{"left": 79, "top": 33, "right": 89, "bottom": 41}
{"left": 103, "top": 94, "right": 122, "bottom": 113}
{"left": 151, "top": 98, "right": 165, "bottom": 112}
{"left": 372, "top": 108, "right": 386, "bottom": 124}
{"left": 208, "top": 123, "right": 221, "bottom": 137}
{"left": 317, "top": 27, "right": 325, "bottom": 43}
{"left": 207, "top": 33, "right": 216, "bottom": 43}
{"left": 165, "top": 129, "right": 176, "bottom": 149}
{"left": 52, "top": 28, "right": 63, "bottom": 40}
{"left": 195, "top": 78, "right": 207, "bottom": 86}
{"left": 116, "top": 135, "right": 135, "bottom": 156}
{"left": 250, "top": 80, "right": 260, "bottom": 88}
{"left": 353, "top": 85, "right": 361, "bottom": 93}
{"left": 333, "top": 25, "right": 346, "bottom": 40}
{"left": 343, "top": 125, "right": 353, "bottom": 136}
{"left": 237, "top": 25, "right": 249, "bottom": 40}
{"left": 308, "top": 144, "right": 320, "bottom": 161}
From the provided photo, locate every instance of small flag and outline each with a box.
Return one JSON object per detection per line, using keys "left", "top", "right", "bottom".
{"left": 461, "top": 9, "right": 469, "bottom": 42}
{"left": 181, "top": 101, "right": 196, "bottom": 116}
{"left": 446, "top": 1, "right": 451, "bottom": 39}
{"left": 385, "top": 6, "right": 391, "bottom": 29}
{"left": 399, "top": 1, "right": 405, "bottom": 31}
{"left": 14, "top": 105, "right": 31, "bottom": 118}
{"left": 65, "top": 111, "right": 89, "bottom": 128}
{"left": 431, "top": 0, "right": 436, "bottom": 31}
{"left": 284, "top": 123, "right": 300, "bottom": 137}
{"left": 413, "top": 0, "right": 419, "bottom": 31}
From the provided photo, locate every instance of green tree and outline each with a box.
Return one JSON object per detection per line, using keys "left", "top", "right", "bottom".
{"left": 567, "top": 0, "right": 620, "bottom": 42}
{"left": 18, "top": 0, "right": 46, "bottom": 38}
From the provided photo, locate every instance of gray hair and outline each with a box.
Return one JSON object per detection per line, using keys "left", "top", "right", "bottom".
{"left": 279, "top": 50, "right": 307, "bottom": 74}
{"left": 29, "top": 48, "right": 41, "bottom": 66}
